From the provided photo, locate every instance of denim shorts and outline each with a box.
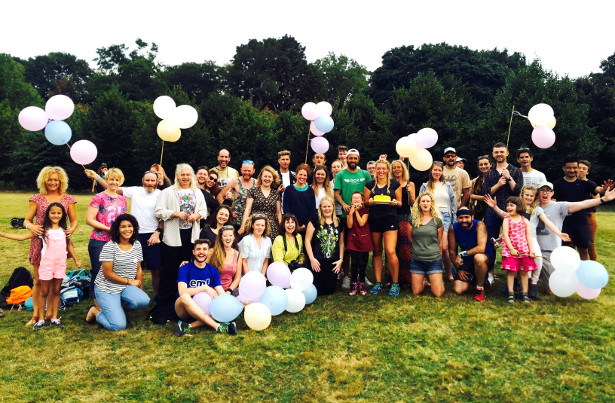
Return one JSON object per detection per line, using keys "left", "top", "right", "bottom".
{"left": 410, "top": 259, "right": 443, "bottom": 275}
{"left": 440, "top": 211, "right": 451, "bottom": 232}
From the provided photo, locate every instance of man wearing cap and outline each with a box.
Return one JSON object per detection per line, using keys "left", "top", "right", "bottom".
{"left": 212, "top": 149, "right": 239, "bottom": 188}
{"left": 517, "top": 148, "right": 547, "bottom": 186}
{"left": 448, "top": 208, "right": 493, "bottom": 301}
{"left": 443, "top": 147, "right": 471, "bottom": 208}
{"left": 536, "top": 181, "right": 615, "bottom": 290}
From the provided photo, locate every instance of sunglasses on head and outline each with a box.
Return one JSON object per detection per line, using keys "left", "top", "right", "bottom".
{"left": 220, "top": 225, "right": 234, "bottom": 230}
{"left": 253, "top": 213, "right": 266, "bottom": 218}
{"left": 144, "top": 170, "right": 158, "bottom": 176}
{"left": 283, "top": 213, "right": 296, "bottom": 219}
{"left": 243, "top": 160, "right": 254, "bottom": 164}
{"left": 478, "top": 155, "right": 490, "bottom": 160}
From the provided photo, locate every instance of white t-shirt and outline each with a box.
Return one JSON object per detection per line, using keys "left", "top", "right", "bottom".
{"left": 522, "top": 169, "right": 547, "bottom": 187}
{"left": 281, "top": 172, "right": 291, "bottom": 187}
{"left": 433, "top": 182, "right": 451, "bottom": 215}
{"left": 238, "top": 234, "right": 272, "bottom": 273}
{"left": 122, "top": 187, "right": 161, "bottom": 233}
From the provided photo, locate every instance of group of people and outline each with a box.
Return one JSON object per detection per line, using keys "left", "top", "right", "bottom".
{"left": 2, "top": 142, "right": 613, "bottom": 334}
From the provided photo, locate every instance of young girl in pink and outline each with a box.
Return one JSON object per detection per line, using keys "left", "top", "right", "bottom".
{"left": 346, "top": 191, "right": 373, "bottom": 295}
{"left": 0, "top": 203, "right": 78, "bottom": 327}
{"left": 501, "top": 196, "right": 536, "bottom": 303}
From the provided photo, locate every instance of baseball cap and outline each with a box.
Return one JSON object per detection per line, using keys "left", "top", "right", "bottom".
{"left": 347, "top": 149, "right": 360, "bottom": 157}
{"left": 456, "top": 157, "right": 467, "bottom": 163}
{"left": 443, "top": 147, "right": 456, "bottom": 155}
{"left": 537, "top": 181, "right": 554, "bottom": 190}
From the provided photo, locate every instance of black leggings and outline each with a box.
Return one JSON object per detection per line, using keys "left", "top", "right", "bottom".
{"left": 349, "top": 250, "right": 368, "bottom": 282}
{"left": 159, "top": 229, "right": 193, "bottom": 304}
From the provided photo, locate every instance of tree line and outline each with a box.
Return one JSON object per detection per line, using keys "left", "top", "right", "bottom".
{"left": 1, "top": 36, "right": 613, "bottom": 191}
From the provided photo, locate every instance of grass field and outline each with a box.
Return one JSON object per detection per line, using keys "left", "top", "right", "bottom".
{"left": 0, "top": 191, "right": 613, "bottom": 401}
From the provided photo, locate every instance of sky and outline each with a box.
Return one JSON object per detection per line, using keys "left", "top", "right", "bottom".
{"left": 2, "top": 0, "right": 614, "bottom": 78}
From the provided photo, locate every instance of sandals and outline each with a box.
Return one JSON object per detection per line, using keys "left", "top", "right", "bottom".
{"left": 522, "top": 293, "right": 531, "bottom": 303}
{"left": 507, "top": 292, "right": 515, "bottom": 304}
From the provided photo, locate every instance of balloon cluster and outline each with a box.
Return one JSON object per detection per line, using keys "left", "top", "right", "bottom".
{"left": 548, "top": 246, "right": 609, "bottom": 299}
{"left": 395, "top": 128, "right": 438, "bottom": 171}
{"left": 528, "top": 103, "right": 557, "bottom": 149}
{"left": 153, "top": 96, "right": 198, "bottom": 142}
{"left": 18, "top": 95, "right": 97, "bottom": 165}
{"left": 301, "top": 102, "right": 334, "bottom": 154}
{"left": 193, "top": 262, "right": 317, "bottom": 331}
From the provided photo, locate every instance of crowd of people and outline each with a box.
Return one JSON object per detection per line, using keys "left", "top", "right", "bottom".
{"left": 2, "top": 142, "right": 613, "bottom": 335}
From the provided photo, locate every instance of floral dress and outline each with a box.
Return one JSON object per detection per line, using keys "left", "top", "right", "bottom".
{"left": 248, "top": 187, "right": 280, "bottom": 239}
{"left": 234, "top": 178, "right": 256, "bottom": 225}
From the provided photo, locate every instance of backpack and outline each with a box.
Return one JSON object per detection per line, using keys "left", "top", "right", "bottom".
{"left": 60, "top": 286, "right": 83, "bottom": 308}
{"left": 0, "top": 267, "right": 33, "bottom": 301}
{"left": 59, "top": 269, "right": 92, "bottom": 309}
{"left": 6, "top": 286, "right": 33, "bottom": 304}
{"left": 11, "top": 218, "right": 25, "bottom": 229}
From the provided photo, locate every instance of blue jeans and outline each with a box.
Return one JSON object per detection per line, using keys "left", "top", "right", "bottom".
{"left": 410, "top": 259, "right": 443, "bottom": 275}
{"left": 94, "top": 285, "right": 150, "bottom": 331}
{"left": 484, "top": 212, "right": 503, "bottom": 257}
{"left": 88, "top": 239, "right": 107, "bottom": 285}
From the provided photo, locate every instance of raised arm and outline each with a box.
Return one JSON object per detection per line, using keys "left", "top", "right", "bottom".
{"left": 568, "top": 187, "right": 615, "bottom": 213}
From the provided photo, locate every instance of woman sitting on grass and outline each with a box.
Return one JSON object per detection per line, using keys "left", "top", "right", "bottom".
{"left": 207, "top": 226, "right": 242, "bottom": 296}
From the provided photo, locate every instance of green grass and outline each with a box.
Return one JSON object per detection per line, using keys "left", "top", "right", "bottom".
{"left": 0, "top": 191, "right": 614, "bottom": 401}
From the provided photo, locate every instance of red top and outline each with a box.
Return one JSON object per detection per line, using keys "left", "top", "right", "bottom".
{"left": 346, "top": 208, "right": 373, "bottom": 252}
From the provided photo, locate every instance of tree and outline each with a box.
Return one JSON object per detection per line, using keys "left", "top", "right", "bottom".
{"left": 313, "top": 53, "right": 369, "bottom": 108}
{"left": 161, "top": 61, "right": 221, "bottom": 104}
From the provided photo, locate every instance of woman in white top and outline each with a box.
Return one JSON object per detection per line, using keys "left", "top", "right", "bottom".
{"left": 419, "top": 162, "right": 457, "bottom": 281}
{"left": 312, "top": 165, "right": 334, "bottom": 210}
{"left": 238, "top": 214, "right": 272, "bottom": 275}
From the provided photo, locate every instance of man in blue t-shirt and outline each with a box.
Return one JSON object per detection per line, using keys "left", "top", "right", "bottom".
{"left": 448, "top": 208, "right": 494, "bottom": 302}
{"left": 174, "top": 239, "right": 237, "bottom": 336}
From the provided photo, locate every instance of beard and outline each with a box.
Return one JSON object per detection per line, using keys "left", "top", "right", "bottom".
{"left": 347, "top": 161, "right": 357, "bottom": 169}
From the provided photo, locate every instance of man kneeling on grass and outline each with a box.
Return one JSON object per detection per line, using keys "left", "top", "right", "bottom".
{"left": 174, "top": 239, "right": 237, "bottom": 336}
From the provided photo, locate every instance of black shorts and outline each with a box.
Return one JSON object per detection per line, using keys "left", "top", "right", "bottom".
{"left": 562, "top": 219, "right": 590, "bottom": 249}
{"left": 453, "top": 255, "right": 493, "bottom": 283}
{"left": 138, "top": 233, "right": 162, "bottom": 271}
{"left": 369, "top": 215, "right": 397, "bottom": 233}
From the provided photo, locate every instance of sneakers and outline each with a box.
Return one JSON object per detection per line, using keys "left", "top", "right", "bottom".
{"left": 217, "top": 322, "right": 237, "bottom": 335}
{"left": 50, "top": 319, "right": 63, "bottom": 327}
{"left": 389, "top": 283, "right": 400, "bottom": 296}
{"left": 364, "top": 277, "right": 373, "bottom": 287}
{"left": 33, "top": 320, "right": 45, "bottom": 329}
{"left": 370, "top": 282, "right": 384, "bottom": 294}
{"left": 528, "top": 283, "right": 540, "bottom": 301}
{"left": 174, "top": 320, "right": 191, "bottom": 337}
{"left": 473, "top": 287, "right": 486, "bottom": 302}
{"left": 349, "top": 282, "right": 359, "bottom": 296}
{"left": 487, "top": 273, "right": 495, "bottom": 286}
{"left": 341, "top": 276, "right": 351, "bottom": 290}
{"left": 358, "top": 282, "right": 367, "bottom": 296}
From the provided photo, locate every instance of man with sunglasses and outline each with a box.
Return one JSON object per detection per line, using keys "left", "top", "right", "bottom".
{"left": 442, "top": 147, "right": 471, "bottom": 208}
{"left": 217, "top": 160, "right": 256, "bottom": 225}
{"left": 212, "top": 149, "right": 239, "bottom": 188}
{"left": 516, "top": 148, "right": 546, "bottom": 186}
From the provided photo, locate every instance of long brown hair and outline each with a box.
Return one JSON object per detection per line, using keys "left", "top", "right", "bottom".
{"left": 427, "top": 162, "right": 445, "bottom": 192}
{"left": 209, "top": 227, "right": 237, "bottom": 274}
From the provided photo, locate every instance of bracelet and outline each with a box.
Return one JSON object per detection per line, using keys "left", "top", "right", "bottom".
{"left": 25, "top": 223, "right": 31, "bottom": 229}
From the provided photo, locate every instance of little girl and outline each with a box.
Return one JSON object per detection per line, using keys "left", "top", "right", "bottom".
{"left": 346, "top": 192, "right": 373, "bottom": 295}
{"left": 501, "top": 197, "right": 536, "bottom": 303}
{"left": 0, "top": 203, "right": 78, "bottom": 327}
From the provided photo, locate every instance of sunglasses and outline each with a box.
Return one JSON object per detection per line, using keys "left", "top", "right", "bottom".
{"left": 144, "top": 170, "right": 158, "bottom": 176}
{"left": 478, "top": 155, "right": 490, "bottom": 160}
{"left": 243, "top": 160, "right": 254, "bottom": 164}
{"left": 220, "top": 225, "right": 234, "bottom": 230}
{"left": 283, "top": 213, "right": 297, "bottom": 219}
{"left": 253, "top": 213, "right": 266, "bottom": 218}
{"left": 209, "top": 176, "right": 218, "bottom": 181}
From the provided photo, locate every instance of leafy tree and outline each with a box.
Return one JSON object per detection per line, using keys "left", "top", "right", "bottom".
{"left": 313, "top": 53, "right": 369, "bottom": 108}
{"left": 161, "top": 61, "right": 221, "bottom": 104}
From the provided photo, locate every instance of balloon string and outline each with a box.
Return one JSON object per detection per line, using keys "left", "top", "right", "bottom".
{"left": 160, "top": 140, "right": 165, "bottom": 166}
{"left": 506, "top": 105, "right": 515, "bottom": 150}
{"left": 304, "top": 126, "right": 310, "bottom": 164}
{"left": 65, "top": 143, "right": 86, "bottom": 170}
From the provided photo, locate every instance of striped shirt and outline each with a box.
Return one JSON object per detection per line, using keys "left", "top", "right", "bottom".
{"left": 96, "top": 241, "right": 143, "bottom": 294}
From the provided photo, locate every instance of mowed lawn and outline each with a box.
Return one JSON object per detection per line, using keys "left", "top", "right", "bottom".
{"left": 0, "top": 191, "right": 613, "bottom": 402}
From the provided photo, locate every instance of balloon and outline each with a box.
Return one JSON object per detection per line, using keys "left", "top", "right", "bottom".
{"left": 550, "top": 246, "right": 581, "bottom": 273}
{"left": 410, "top": 148, "right": 433, "bottom": 171}
{"left": 549, "top": 270, "right": 579, "bottom": 298}
{"left": 170, "top": 105, "right": 198, "bottom": 129}
{"left": 209, "top": 294, "right": 244, "bottom": 323}
{"left": 70, "top": 140, "right": 97, "bottom": 165}
{"left": 18, "top": 106, "right": 48, "bottom": 131}
{"left": 238, "top": 271, "right": 267, "bottom": 302}
{"left": 244, "top": 303, "right": 272, "bottom": 331}
{"left": 302, "top": 284, "right": 317, "bottom": 305}
{"left": 415, "top": 128, "right": 438, "bottom": 149}
{"left": 531, "top": 126, "right": 556, "bottom": 149}
{"left": 395, "top": 136, "right": 418, "bottom": 158}
{"left": 192, "top": 292, "right": 213, "bottom": 316}
{"left": 301, "top": 102, "right": 318, "bottom": 120}
{"left": 259, "top": 285, "right": 288, "bottom": 316}
{"left": 528, "top": 103, "right": 554, "bottom": 126}
{"left": 310, "top": 121, "right": 325, "bottom": 137}
{"left": 576, "top": 260, "right": 609, "bottom": 290}
{"left": 266, "top": 262, "right": 291, "bottom": 288}
{"left": 157, "top": 119, "right": 181, "bottom": 142}
{"left": 531, "top": 116, "right": 556, "bottom": 130}
{"left": 314, "top": 115, "right": 334, "bottom": 133}
{"left": 311, "top": 137, "right": 329, "bottom": 154}
{"left": 44, "top": 120, "right": 72, "bottom": 145}
{"left": 45, "top": 95, "right": 74, "bottom": 120}
{"left": 316, "top": 101, "right": 333, "bottom": 117}
{"left": 289, "top": 267, "right": 314, "bottom": 291}
{"left": 285, "top": 289, "right": 306, "bottom": 313}
{"left": 153, "top": 96, "right": 176, "bottom": 119}
{"left": 576, "top": 283, "right": 601, "bottom": 300}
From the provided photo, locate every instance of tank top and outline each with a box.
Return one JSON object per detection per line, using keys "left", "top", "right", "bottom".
{"left": 220, "top": 249, "right": 239, "bottom": 289}
{"left": 234, "top": 178, "right": 256, "bottom": 223}
{"left": 501, "top": 216, "right": 530, "bottom": 257}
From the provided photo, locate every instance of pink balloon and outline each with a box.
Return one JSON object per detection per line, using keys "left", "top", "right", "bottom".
{"left": 192, "top": 292, "right": 213, "bottom": 315}
{"left": 531, "top": 126, "right": 556, "bottom": 149}
{"left": 301, "top": 102, "right": 318, "bottom": 120}
{"left": 310, "top": 121, "right": 324, "bottom": 137}
{"left": 576, "top": 283, "right": 601, "bottom": 300}
{"left": 18, "top": 106, "right": 48, "bottom": 131}
{"left": 267, "top": 262, "right": 291, "bottom": 288}
{"left": 70, "top": 140, "right": 98, "bottom": 165}
{"left": 415, "top": 128, "right": 438, "bottom": 149}
{"left": 45, "top": 95, "right": 74, "bottom": 120}
{"left": 238, "top": 272, "right": 267, "bottom": 301}
{"left": 316, "top": 101, "right": 332, "bottom": 117}
{"left": 311, "top": 137, "right": 329, "bottom": 154}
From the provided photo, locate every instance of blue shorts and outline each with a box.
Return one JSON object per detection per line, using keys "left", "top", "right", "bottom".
{"left": 440, "top": 211, "right": 451, "bottom": 232}
{"left": 410, "top": 259, "right": 443, "bottom": 275}
{"left": 138, "top": 233, "right": 162, "bottom": 271}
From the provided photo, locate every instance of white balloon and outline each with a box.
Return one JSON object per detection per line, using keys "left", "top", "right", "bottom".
{"left": 410, "top": 148, "right": 433, "bottom": 171}
{"left": 415, "top": 128, "right": 438, "bottom": 149}
{"left": 153, "top": 96, "right": 176, "bottom": 120}
{"left": 395, "top": 136, "right": 418, "bottom": 158}
{"left": 316, "top": 101, "right": 333, "bottom": 117}
{"left": 528, "top": 103, "right": 554, "bottom": 127}
{"left": 170, "top": 105, "right": 198, "bottom": 129}
{"left": 289, "top": 267, "right": 314, "bottom": 291}
{"left": 285, "top": 289, "right": 306, "bottom": 313}
{"left": 549, "top": 270, "right": 579, "bottom": 298}
{"left": 550, "top": 246, "right": 581, "bottom": 273}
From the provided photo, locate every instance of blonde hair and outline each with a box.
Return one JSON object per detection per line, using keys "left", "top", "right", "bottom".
{"left": 427, "top": 162, "right": 445, "bottom": 192}
{"left": 318, "top": 196, "right": 339, "bottom": 227}
{"left": 411, "top": 192, "right": 442, "bottom": 227}
{"left": 311, "top": 165, "right": 333, "bottom": 199}
{"left": 521, "top": 185, "right": 538, "bottom": 215}
{"left": 105, "top": 168, "right": 125, "bottom": 186}
{"left": 173, "top": 163, "right": 197, "bottom": 191}
{"left": 391, "top": 160, "right": 410, "bottom": 182}
{"left": 370, "top": 159, "right": 392, "bottom": 195}
{"left": 245, "top": 214, "right": 270, "bottom": 237}
{"left": 37, "top": 166, "right": 69, "bottom": 195}
{"left": 209, "top": 227, "right": 236, "bottom": 274}
{"left": 256, "top": 165, "right": 280, "bottom": 189}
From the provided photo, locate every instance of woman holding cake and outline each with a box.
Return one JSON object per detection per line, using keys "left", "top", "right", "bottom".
{"left": 364, "top": 159, "right": 403, "bottom": 296}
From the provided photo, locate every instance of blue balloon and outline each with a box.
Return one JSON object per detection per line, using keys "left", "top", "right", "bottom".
{"left": 576, "top": 260, "right": 609, "bottom": 290}
{"left": 209, "top": 294, "right": 243, "bottom": 323}
{"left": 302, "top": 284, "right": 317, "bottom": 305}
{"left": 314, "top": 115, "right": 334, "bottom": 133}
{"left": 259, "top": 285, "right": 288, "bottom": 316}
{"left": 44, "top": 120, "right": 72, "bottom": 145}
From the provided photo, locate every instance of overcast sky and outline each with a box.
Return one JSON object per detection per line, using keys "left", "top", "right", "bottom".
{"left": 3, "top": 0, "right": 614, "bottom": 78}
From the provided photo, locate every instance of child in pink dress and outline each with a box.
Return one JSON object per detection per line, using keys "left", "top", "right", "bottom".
{"left": 501, "top": 197, "right": 536, "bottom": 303}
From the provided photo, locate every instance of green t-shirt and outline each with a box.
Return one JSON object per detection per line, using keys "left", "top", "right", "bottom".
{"left": 410, "top": 217, "right": 443, "bottom": 262}
{"left": 333, "top": 168, "right": 372, "bottom": 217}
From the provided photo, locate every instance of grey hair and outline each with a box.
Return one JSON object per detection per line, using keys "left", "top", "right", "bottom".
{"left": 173, "top": 163, "right": 198, "bottom": 191}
